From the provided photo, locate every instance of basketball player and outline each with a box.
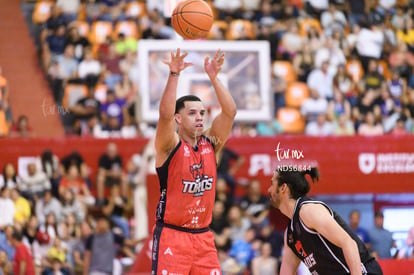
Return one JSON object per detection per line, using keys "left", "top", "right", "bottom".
{"left": 151, "top": 48, "right": 236, "bottom": 274}
{"left": 268, "top": 167, "right": 383, "bottom": 275}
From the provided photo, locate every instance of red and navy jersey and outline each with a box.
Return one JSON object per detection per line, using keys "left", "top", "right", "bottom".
{"left": 155, "top": 135, "right": 217, "bottom": 229}
{"left": 286, "top": 197, "right": 376, "bottom": 275}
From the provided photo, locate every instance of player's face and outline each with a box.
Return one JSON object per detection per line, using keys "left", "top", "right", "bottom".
{"left": 268, "top": 172, "right": 282, "bottom": 208}
{"left": 177, "top": 101, "right": 206, "bottom": 137}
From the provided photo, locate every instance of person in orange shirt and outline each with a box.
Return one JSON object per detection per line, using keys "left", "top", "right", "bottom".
{"left": 58, "top": 164, "right": 93, "bottom": 205}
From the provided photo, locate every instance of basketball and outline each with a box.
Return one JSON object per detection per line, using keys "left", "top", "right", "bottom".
{"left": 171, "top": 0, "right": 214, "bottom": 40}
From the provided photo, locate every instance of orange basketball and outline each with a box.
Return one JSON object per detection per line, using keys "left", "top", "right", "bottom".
{"left": 171, "top": 0, "right": 214, "bottom": 40}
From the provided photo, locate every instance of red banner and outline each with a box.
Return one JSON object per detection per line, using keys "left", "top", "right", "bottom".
{"left": 225, "top": 136, "right": 414, "bottom": 195}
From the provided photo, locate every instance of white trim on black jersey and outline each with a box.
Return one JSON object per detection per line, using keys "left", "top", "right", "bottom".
{"left": 295, "top": 198, "right": 350, "bottom": 273}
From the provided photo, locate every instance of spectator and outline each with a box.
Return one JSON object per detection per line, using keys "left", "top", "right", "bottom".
{"left": 65, "top": 25, "right": 91, "bottom": 62}
{"left": 388, "top": 42, "right": 414, "bottom": 81}
{"left": 305, "top": 0, "right": 329, "bottom": 19}
{"left": 10, "top": 189, "right": 31, "bottom": 227}
{"left": 349, "top": 209, "right": 371, "bottom": 249}
{"left": 256, "top": 120, "right": 283, "bottom": 136}
{"left": 352, "top": 90, "right": 381, "bottom": 127}
{"left": 229, "top": 227, "right": 256, "bottom": 271}
{"left": 301, "top": 88, "right": 329, "bottom": 122}
{"left": 0, "top": 250, "right": 12, "bottom": 275}
{"left": 356, "top": 19, "right": 385, "bottom": 73}
{"left": 333, "top": 113, "right": 356, "bottom": 135}
{"left": 320, "top": 3, "right": 347, "bottom": 37}
{"left": 292, "top": 43, "right": 314, "bottom": 83}
{"left": 303, "top": 24, "right": 325, "bottom": 54}
{"left": 100, "top": 90, "right": 126, "bottom": 129}
{"left": 83, "top": 215, "right": 128, "bottom": 275}
{"left": 114, "top": 33, "right": 138, "bottom": 57}
{"left": 346, "top": 24, "right": 361, "bottom": 55}
{"left": 0, "top": 225, "right": 15, "bottom": 261}
{"left": 347, "top": 0, "right": 368, "bottom": 27}
{"left": 102, "top": 185, "right": 130, "bottom": 238}
{"left": 45, "top": 25, "right": 67, "bottom": 59}
{"left": 256, "top": 224, "right": 284, "bottom": 260}
{"left": 211, "top": 200, "right": 231, "bottom": 251}
{"left": 0, "top": 188, "right": 14, "bottom": 228}
{"left": 42, "top": 237, "right": 71, "bottom": 274}
{"left": 0, "top": 163, "right": 20, "bottom": 189}
{"left": 213, "top": 0, "right": 243, "bottom": 20}
{"left": 278, "top": 21, "right": 303, "bottom": 60}
{"left": 38, "top": 213, "right": 59, "bottom": 245}
{"left": 390, "top": 117, "right": 409, "bottom": 135}
{"left": 217, "top": 147, "right": 244, "bottom": 198}
{"left": 332, "top": 64, "right": 358, "bottom": 106}
{"left": 251, "top": 242, "right": 279, "bottom": 275}
{"left": 240, "top": 180, "right": 269, "bottom": 230}
{"left": 50, "top": 44, "right": 78, "bottom": 104}
{"left": 72, "top": 221, "right": 92, "bottom": 274}
{"left": 11, "top": 229, "right": 35, "bottom": 275}
{"left": 359, "top": 59, "right": 385, "bottom": 93}
{"left": 358, "top": 111, "right": 385, "bottom": 135}
{"left": 387, "top": 69, "right": 407, "bottom": 99}
{"left": 369, "top": 211, "right": 397, "bottom": 259}
{"left": 114, "top": 73, "right": 137, "bottom": 102}
{"left": 378, "top": 85, "right": 402, "bottom": 132}
{"left": 78, "top": 49, "right": 101, "bottom": 87}
{"left": 40, "top": 150, "right": 61, "bottom": 197}
{"left": 307, "top": 60, "right": 334, "bottom": 100}
{"left": 22, "top": 216, "right": 40, "bottom": 256}
{"left": 327, "top": 91, "right": 352, "bottom": 121}
{"left": 56, "top": 0, "right": 80, "bottom": 22}
{"left": 101, "top": 43, "right": 122, "bottom": 90}
{"left": 44, "top": 5, "right": 66, "bottom": 33}
{"left": 60, "top": 189, "right": 86, "bottom": 223}
{"left": 96, "top": 142, "right": 128, "bottom": 203}
{"left": 228, "top": 205, "right": 251, "bottom": 243}
{"left": 19, "top": 162, "right": 51, "bottom": 201}
{"left": 305, "top": 112, "right": 334, "bottom": 136}
{"left": 35, "top": 190, "right": 62, "bottom": 225}
{"left": 9, "top": 115, "right": 33, "bottom": 138}
{"left": 58, "top": 164, "right": 94, "bottom": 205}
{"left": 68, "top": 85, "right": 101, "bottom": 134}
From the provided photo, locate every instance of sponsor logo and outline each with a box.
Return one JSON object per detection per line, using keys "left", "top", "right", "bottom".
{"left": 303, "top": 253, "right": 317, "bottom": 269}
{"left": 164, "top": 247, "right": 173, "bottom": 256}
{"left": 184, "top": 145, "right": 190, "bottom": 157}
{"left": 182, "top": 175, "right": 213, "bottom": 197}
{"left": 188, "top": 200, "right": 206, "bottom": 215}
{"left": 201, "top": 147, "right": 212, "bottom": 155}
{"left": 275, "top": 141, "right": 304, "bottom": 161}
{"left": 359, "top": 153, "right": 414, "bottom": 174}
{"left": 210, "top": 269, "right": 221, "bottom": 275}
{"left": 295, "top": 240, "right": 307, "bottom": 257}
{"left": 248, "top": 154, "right": 317, "bottom": 176}
{"left": 161, "top": 269, "right": 183, "bottom": 275}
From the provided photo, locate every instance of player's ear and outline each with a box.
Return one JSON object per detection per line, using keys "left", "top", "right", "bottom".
{"left": 174, "top": 113, "right": 181, "bottom": 124}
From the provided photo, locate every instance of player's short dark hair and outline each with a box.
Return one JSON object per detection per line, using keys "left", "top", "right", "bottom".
{"left": 175, "top": 95, "right": 202, "bottom": 114}
{"left": 276, "top": 167, "right": 319, "bottom": 199}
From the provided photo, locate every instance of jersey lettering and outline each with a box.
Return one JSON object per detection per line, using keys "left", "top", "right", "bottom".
{"left": 182, "top": 176, "right": 213, "bottom": 196}
{"left": 304, "top": 253, "right": 317, "bottom": 269}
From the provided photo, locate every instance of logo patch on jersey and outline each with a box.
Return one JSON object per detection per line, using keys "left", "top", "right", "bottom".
{"left": 190, "top": 161, "right": 203, "bottom": 179}
{"left": 182, "top": 175, "right": 213, "bottom": 197}
{"left": 164, "top": 247, "right": 173, "bottom": 256}
{"left": 184, "top": 146, "right": 190, "bottom": 157}
{"left": 295, "top": 240, "right": 308, "bottom": 257}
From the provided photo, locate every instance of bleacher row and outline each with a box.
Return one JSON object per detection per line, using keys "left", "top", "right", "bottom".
{"left": 2, "top": 0, "right": 414, "bottom": 138}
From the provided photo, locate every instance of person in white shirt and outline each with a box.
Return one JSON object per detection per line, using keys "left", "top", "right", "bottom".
{"left": 356, "top": 21, "right": 385, "bottom": 72}
{"left": 19, "top": 163, "right": 51, "bottom": 201}
{"left": 305, "top": 113, "right": 334, "bottom": 136}
{"left": 78, "top": 50, "right": 101, "bottom": 84}
{"left": 0, "top": 187, "right": 15, "bottom": 228}
{"left": 301, "top": 89, "right": 329, "bottom": 122}
{"left": 320, "top": 3, "right": 347, "bottom": 36}
{"left": 307, "top": 61, "right": 334, "bottom": 99}
{"left": 314, "top": 37, "right": 346, "bottom": 76}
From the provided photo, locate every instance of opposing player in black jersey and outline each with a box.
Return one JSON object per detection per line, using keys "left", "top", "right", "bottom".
{"left": 268, "top": 167, "right": 383, "bottom": 275}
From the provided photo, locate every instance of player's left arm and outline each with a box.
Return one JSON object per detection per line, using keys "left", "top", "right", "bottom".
{"left": 300, "top": 204, "right": 363, "bottom": 275}
{"left": 203, "top": 49, "right": 237, "bottom": 153}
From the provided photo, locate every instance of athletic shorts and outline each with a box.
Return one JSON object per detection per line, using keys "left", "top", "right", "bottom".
{"left": 151, "top": 221, "right": 221, "bottom": 275}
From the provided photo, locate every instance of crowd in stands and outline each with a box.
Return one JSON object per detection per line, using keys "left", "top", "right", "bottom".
{"left": 1, "top": 0, "right": 414, "bottom": 137}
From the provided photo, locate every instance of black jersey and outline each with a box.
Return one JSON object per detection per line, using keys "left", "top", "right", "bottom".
{"left": 286, "top": 197, "right": 376, "bottom": 275}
